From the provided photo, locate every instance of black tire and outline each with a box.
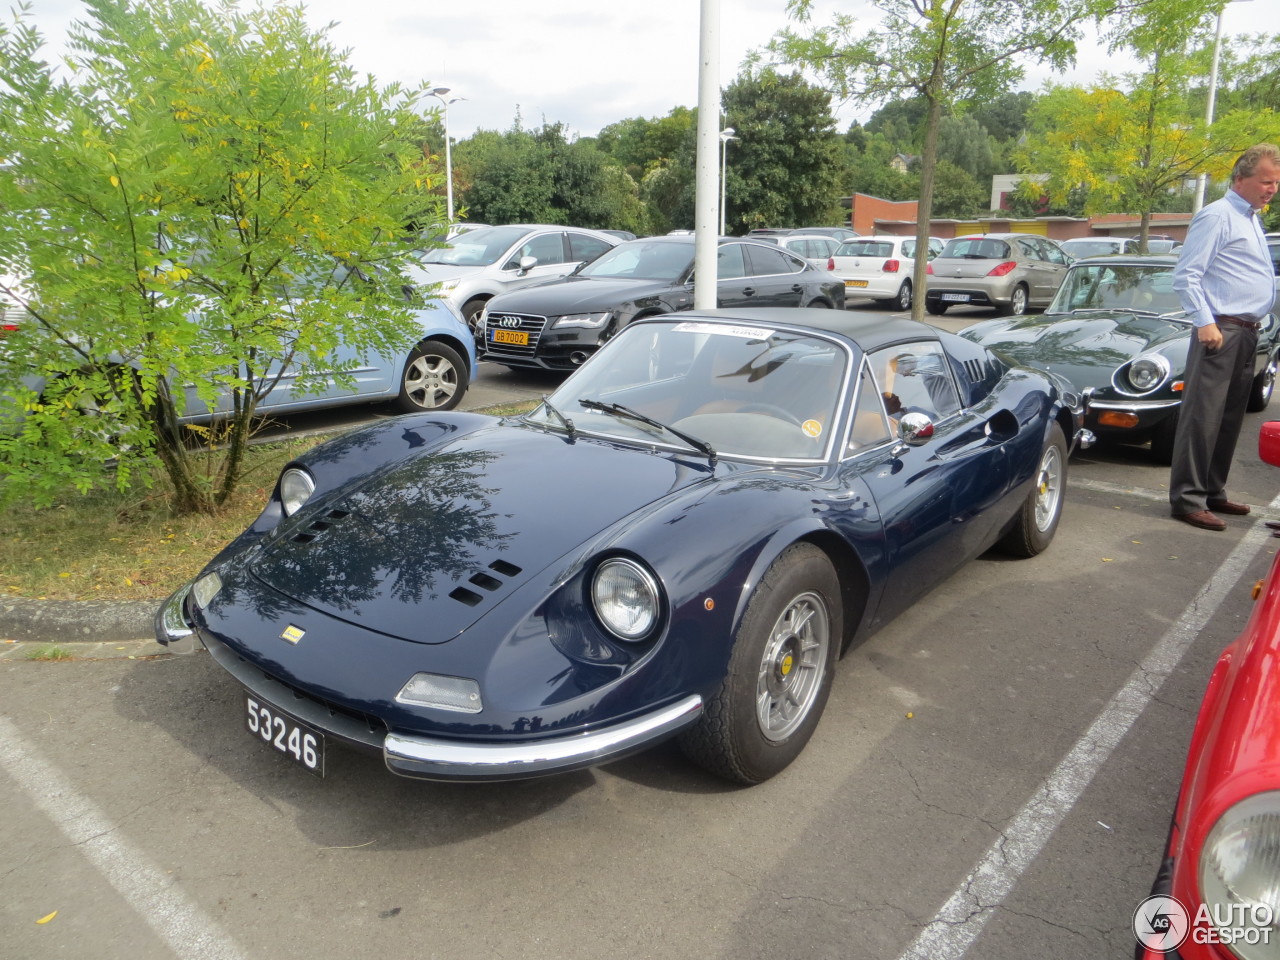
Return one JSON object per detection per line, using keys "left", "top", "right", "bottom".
{"left": 806, "top": 298, "right": 832, "bottom": 309}
{"left": 393, "top": 340, "right": 468, "bottom": 412}
{"left": 679, "top": 543, "right": 842, "bottom": 784}
{"left": 999, "top": 423, "right": 1067, "bottom": 557}
{"left": 1149, "top": 411, "right": 1178, "bottom": 465}
{"left": 925, "top": 300, "right": 948, "bottom": 316}
{"left": 998, "top": 284, "right": 1029, "bottom": 317}
{"left": 1247, "top": 353, "right": 1277, "bottom": 412}
{"left": 462, "top": 299, "right": 488, "bottom": 332}
{"left": 880, "top": 281, "right": 911, "bottom": 311}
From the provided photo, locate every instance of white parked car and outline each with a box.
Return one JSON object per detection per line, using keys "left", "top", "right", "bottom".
{"left": 828, "top": 235, "right": 943, "bottom": 311}
{"left": 406, "top": 224, "right": 619, "bottom": 330}
{"left": 757, "top": 233, "right": 843, "bottom": 269}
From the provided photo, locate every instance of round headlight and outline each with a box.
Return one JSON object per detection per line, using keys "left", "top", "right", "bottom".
{"left": 1126, "top": 356, "right": 1169, "bottom": 393}
{"left": 1198, "top": 791, "right": 1280, "bottom": 959}
{"left": 591, "top": 558, "right": 661, "bottom": 641}
{"left": 279, "top": 467, "right": 315, "bottom": 517}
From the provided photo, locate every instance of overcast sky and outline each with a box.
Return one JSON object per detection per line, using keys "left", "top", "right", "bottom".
{"left": 15, "top": 0, "right": 1259, "bottom": 139}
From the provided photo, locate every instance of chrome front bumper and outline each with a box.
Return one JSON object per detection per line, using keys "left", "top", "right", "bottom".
{"left": 157, "top": 587, "right": 704, "bottom": 782}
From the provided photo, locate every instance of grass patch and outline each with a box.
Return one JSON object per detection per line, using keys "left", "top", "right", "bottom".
{"left": 25, "top": 644, "right": 74, "bottom": 661}
{"left": 2, "top": 435, "right": 323, "bottom": 601}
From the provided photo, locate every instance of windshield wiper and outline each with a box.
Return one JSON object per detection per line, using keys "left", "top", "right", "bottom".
{"left": 539, "top": 396, "right": 575, "bottom": 439}
{"left": 578, "top": 397, "right": 716, "bottom": 463}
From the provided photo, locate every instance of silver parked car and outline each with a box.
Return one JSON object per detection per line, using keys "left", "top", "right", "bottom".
{"left": 406, "top": 224, "right": 619, "bottom": 330}
{"left": 925, "top": 233, "right": 1071, "bottom": 316}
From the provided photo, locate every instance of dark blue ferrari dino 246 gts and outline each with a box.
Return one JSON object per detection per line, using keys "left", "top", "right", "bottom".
{"left": 158, "top": 308, "right": 1091, "bottom": 785}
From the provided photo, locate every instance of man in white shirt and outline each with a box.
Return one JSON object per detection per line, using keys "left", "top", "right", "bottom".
{"left": 1169, "top": 144, "right": 1279, "bottom": 531}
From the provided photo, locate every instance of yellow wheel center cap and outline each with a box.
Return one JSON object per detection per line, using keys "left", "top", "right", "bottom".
{"left": 780, "top": 653, "right": 794, "bottom": 677}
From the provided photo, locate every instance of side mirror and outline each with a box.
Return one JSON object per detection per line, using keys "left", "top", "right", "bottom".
{"left": 897, "top": 411, "right": 935, "bottom": 447}
{"left": 517, "top": 255, "right": 537, "bottom": 275}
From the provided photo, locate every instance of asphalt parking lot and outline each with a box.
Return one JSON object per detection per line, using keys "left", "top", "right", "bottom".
{"left": 3, "top": 300, "right": 1276, "bottom": 960}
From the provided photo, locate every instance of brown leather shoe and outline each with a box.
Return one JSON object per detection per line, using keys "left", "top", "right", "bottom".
{"left": 1173, "top": 509, "right": 1227, "bottom": 531}
{"left": 1208, "top": 499, "right": 1251, "bottom": 516}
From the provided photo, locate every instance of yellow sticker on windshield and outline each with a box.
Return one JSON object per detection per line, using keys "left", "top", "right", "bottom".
{"left": 802, "top": 419, "right": 822, "bottom": 438}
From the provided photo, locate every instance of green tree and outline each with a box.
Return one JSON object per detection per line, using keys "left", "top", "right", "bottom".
{"left": 0, "top": 0, "right": 442, "bottom": 513}
{"left": 766, "top": 0, "right": 1214, "bottom": 321}
{"left": 1015, "top": 49, "right": 1279, "bottom": 245}
{"left": 930, "top": 159, "right": 991, "bottom": 217}
{"left": 937, "top": 114, "right": 997, "bottom": 180}
{"left": 721, "top": 69, "right": 843, "bottom": 233}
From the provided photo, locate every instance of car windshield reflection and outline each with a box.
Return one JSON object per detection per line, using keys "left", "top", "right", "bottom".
{"left": 1046, "top": 263, "right": 1186, "bottom": 318}
{"left": 526, "top": 319, "right": 849, "bottom": 461}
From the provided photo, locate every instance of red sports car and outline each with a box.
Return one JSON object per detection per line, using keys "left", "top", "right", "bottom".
{"left": 1137, "top": 422, "right": 1280, "bottom": 959}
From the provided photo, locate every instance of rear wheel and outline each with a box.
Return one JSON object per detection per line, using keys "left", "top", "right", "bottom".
{"left": 998, "top": 284, "right": 1029, "bottom": 317}
{"left": 879, "top": 281, "right": 911, "bottom": 311}
{"left": 394, "top": 341, "right": 468, "bottom": 412}
{"left": 679, "top": 543, "right": 842, "bottom": 784}
{"left": 806, "top": 298, "right": 831, "bottom": 308}
{"left": 999, "top": 423, "right": 1067, "bottom": 557}
{"left": 925, "top": 300, "right": 948, "bottom": 316}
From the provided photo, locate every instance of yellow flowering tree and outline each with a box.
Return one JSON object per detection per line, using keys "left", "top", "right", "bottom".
{"left": 0, "top": 0, "right": 445, "bottom": 513}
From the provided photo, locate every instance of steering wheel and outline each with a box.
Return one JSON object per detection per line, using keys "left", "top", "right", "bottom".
{"left": 738, "top": 402, "right": 805, "bottom": 427}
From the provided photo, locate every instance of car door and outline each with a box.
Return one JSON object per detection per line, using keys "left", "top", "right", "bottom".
{"left": 830, "top": 342, "right": 1014, "bottom": 627}
{"left": 740, "top": 243, "right": 810, "bottom": 307}
{"left": 496, "top": 230, "right": 577, "bottom": 295}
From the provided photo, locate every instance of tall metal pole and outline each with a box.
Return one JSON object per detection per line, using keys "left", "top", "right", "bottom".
{"left": 719, "top": 128, "right": 737, "bottom": 235}
{"left": 429, "top": 87, "right": 459, "bottom": 222}
{"left": 1193, "top": 6, "right": 1228, "bottom": 214}
{"left": 694, "top": 0, "right": 720, "bottom": 310}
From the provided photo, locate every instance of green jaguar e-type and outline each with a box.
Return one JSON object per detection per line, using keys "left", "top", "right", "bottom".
{"left": 960, "top": 254, "right": 1280, "bottom": 463}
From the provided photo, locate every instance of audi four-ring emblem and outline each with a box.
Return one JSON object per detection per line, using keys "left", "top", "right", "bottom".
{"left": 493, "top": 315, "right": 522, "bottom": 328}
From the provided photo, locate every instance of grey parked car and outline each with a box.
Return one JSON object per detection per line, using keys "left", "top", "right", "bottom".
{"left": 925, "top": 233, "right": 1071, "bottom": 316}
{"left": 406, "top": 224, "right": 619, "bottom": 330}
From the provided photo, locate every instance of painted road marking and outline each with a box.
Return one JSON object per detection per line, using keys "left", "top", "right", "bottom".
{"left": 0, "top": 716, "right": 248, "bottom": 960}
{"left": 896, "top": 494, "right": 1280, "bottom": 960}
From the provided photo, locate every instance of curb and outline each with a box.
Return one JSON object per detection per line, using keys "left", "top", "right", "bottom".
{"left": 1, "top": 638, "right": 173, "bottom": 661}
{"left": 0, "top": 597, "right": 157, "bottom": 645}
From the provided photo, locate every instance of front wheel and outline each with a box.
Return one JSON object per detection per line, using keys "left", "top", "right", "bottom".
{"left": 394, "top": 341, "right": 468, "bottom": 412}
{"left": 1247, "top": 352, "right": 1277, "bottom": 412}
{"left": 999, "top": 423, "right": 1067, "bottom": 557}
{"left": 679, "top": 543, "right": 842, "bottom": 784}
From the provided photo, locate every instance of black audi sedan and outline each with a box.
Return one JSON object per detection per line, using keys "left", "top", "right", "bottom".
{"left": 476, "top": 235, "right": 846, "bottom": 371}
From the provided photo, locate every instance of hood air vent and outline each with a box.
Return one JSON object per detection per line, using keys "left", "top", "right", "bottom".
{"left": 449, "top": 559, "right": 525, "bottom": 607}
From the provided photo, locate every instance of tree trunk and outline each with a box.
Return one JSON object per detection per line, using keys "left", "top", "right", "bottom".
{"left": 911, "top": 86, "right": 945, "bottom": 325}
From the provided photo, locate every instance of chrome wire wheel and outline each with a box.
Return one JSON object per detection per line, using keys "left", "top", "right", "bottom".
{"left": 756, "top": 590, "right": 831, "bottom": 742}
{"left": 1034, "top": 442, "right": 1064, "bottom": 532}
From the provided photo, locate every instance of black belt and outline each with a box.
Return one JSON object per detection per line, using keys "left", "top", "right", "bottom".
{"left": 1214, "top": 314, "right": 1261, "bottom": 330}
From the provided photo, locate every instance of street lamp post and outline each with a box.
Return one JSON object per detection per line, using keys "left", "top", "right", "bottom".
{"left": 719, "top": 128, "right": 737, "bottom": 235}
{"left": 427, "top": 86, "right": 462, "bottom": 223}
{"left": 1193, "top": 0, "right": 1249, "bottom": 213}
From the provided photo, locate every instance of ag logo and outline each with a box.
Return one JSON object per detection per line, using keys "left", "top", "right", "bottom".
{"left": 1132, "top": 894, "right": 1189, "bottom": 953}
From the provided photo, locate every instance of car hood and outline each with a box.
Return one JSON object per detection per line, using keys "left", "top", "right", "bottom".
{"left": 963, "top": 312, "right": 1190, "bottom": 387}
{"left": 490, "top": 276, "right": 681, "bottom": 314}
{"left": 242, "top": 424, "right": 710, "bottom": 643}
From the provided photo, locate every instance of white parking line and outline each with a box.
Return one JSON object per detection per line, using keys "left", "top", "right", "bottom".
{"left": 0, "top": 716, "right": 248, "bottom": 960}
{"left": 895, "top": 495, "right": 1280, "bottom": 960}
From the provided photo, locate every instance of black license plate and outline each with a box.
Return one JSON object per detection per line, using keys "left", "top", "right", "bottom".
{"left": 244, "top": 692, "right": 325, "bottom": 777}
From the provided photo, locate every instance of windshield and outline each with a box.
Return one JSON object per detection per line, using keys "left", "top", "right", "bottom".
{"left": 576, "top": 240, "right": 693, "bottom": 282}
{"left": 1046, "top": 263, "right": 1186, "bottom": 316}
{"left": 418, "top": 225, "right": 533, "bottom": 266}
{"left": 527, "top": 319, "right": 849, "bottom": 461}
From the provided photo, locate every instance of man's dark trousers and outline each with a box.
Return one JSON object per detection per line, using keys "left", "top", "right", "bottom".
{"left": 1170, "top": 323, "right": 1258, "bottom": 515}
